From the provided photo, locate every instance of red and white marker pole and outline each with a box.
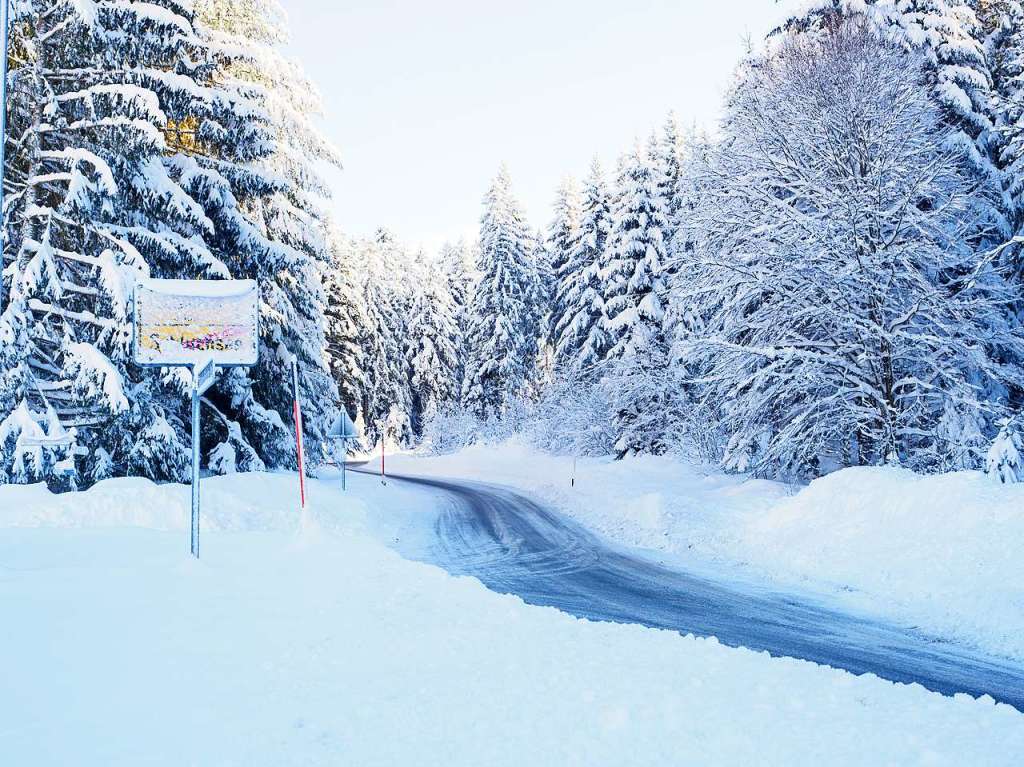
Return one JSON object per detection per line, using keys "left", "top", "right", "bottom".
{"left": 291, "top": 358, "right": 306, "bottom": 508}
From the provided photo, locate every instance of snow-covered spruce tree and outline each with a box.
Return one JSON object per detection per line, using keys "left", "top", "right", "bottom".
{"left": 324, "top": 229, "right": 367, "bottom": 429}
{"left": 553, "top": 158, "right": 612, "bottom": 375}
{"left": 656, "top": 112, "right": 687, "bottom": 247}
{"left": 527, "top": 228, "right": 556, "bottom": 396}
{"left": 405, "top": 255, "right": 461, "bottom": 435}
{"left": 462, "top": 166, "right": 541, "bottom": 417}
{"left": 193, "top": 0, "right": 342, "bottom": 472}
{"left": 597, "top": 140, "right": 676, "bottom": 456}
{"left": 545, "top": 177, "right": 582, "bottom": 349}
{"left": 0, "top": 0, "right": 251, "bottom": 485}
{"left": 677, "top": 21, "right": 1023, "bottom": 478}
{"left": 987, "top": 1, "right": 1024, "bottom": 248}
{"left": 437, "top": 238, "right": 477, "bottom": 387}
{"left": 986, "top": 415, "right": 1024, "bottom": 482}
{"left": 354, "top": 230, "right": 415, "bottom": 448}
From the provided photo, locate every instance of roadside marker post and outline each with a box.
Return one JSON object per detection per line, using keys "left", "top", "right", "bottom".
{"left": 291, "top": 358, "right": 307, "bottom": 510}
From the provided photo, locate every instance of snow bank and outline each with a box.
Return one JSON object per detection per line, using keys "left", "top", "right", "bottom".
{"left": 3, "top": 472, "right": 1024, "bottom": 765}
{"left": 390, "top": 441, "right": 1024, "bottom": 660}
{"left": 741, "top": 466, "right": 1024, "bottom": 659}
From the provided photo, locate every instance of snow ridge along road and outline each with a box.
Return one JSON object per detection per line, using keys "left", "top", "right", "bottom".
{"left": 370, "top": 470, "right": 1024, "bottom": 711}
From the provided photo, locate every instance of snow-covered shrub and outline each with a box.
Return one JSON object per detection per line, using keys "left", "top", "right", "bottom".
{"left": 419, "top": 406, "right": 487, "bottom": 455}
{"left": 527, "top": 376, "right": 617, "bottom": 457}
{"left": 986, "top": 418, "right": 1024, "bottom": 484}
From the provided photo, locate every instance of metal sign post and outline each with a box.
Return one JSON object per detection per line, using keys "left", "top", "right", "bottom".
{"left": 326, "top": 410, "right": 360, "bottom": 491}
{"left": 190, "top": 358, "right": 218, "bottom": 558}
{"left": 132, "top": 279, "right": 259, "bottom": 559}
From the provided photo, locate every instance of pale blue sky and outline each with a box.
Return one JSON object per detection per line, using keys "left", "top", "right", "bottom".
{"left": 283, "top": 1, "right": 801, "bottom": 250}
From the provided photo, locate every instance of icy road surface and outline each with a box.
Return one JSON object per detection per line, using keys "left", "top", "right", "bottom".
{"left": 372, "top": 470, "right": 1024, "bottom": 711}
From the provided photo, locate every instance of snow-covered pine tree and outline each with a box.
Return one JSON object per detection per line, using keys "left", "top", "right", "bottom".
{"left": 527, "top": 228, "right": 555, "bottom": 395}
{"left": 552, "top": 158, "right": 612, "bottom": 375}
{"left": 437, "top": 238, "right": 477, "bottom": 392}
{"left": 406, "top": 255, "right": 461, "bottom": 434}
{"left": 462, "top": 166, "right": 539, "bottom": 417}
{"left": 355, "top": 230, "right": 415, "bottom": 448}
{"left": 987, "top": 1, "right": 1024, "bottom": 248}
{"left": 324, "top": 229, "right": 368, "bottom": 429}
{"left": 678, "top": 21, "right": 1022, "bottom": 477}
{"left": 657, "top": 113, "right": 687, "bottom": 244}
{"left": 598, "top": 138, "right": 674, "bottom": 455}
{"left": 0, "top": 0, "right": 248, "bottom": 485}
{"left": 545, "top": 177, "right": 581, "bottom": 348}
{"left": 986, "top": 415, "right": 1024, "bottom": 482}
{"left": 193, "top": 0, "right": 342, "bottom": 473}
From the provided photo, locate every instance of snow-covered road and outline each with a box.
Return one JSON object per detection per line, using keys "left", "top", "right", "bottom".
{"left": 376, "top": 470, "right": 1024, "bottom": 711}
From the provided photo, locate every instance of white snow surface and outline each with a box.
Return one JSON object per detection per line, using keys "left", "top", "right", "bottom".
{"left": 3, "top": 470, "right": 1024, "bottom": 765}
{"left": 389, "top": 440, "right": 1024, "bottom": 661}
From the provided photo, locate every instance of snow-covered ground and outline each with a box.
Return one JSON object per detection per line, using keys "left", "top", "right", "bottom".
{"left": 3, "top": 471, "right": 1024, "bottom": 765}
{"left": 389, "top": 441, "right": 1024, "bottom": 661}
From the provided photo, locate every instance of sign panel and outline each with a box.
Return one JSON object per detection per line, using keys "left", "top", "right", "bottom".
{"left": 134, "top": 279, "right": 259, "bottom": 367}
{"left": 327, "top": 410, "right": 361, "bottom": 440}
{"left": 193, "top": 357, "right": 218, "bottom": 396}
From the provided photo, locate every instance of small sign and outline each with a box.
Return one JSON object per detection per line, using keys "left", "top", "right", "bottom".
{"left": 134, "top": 278, "right": 258, "bottom": 367}
{"left": 193, "top": 357, "right": 218, "bottom": 396}
{"left": 327, "top": 410, "right": 361, "bottom": 440}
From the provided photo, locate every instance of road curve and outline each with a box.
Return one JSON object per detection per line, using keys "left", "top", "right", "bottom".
{"left": 372, "top": 469, "right": 1024, "bottom": 712}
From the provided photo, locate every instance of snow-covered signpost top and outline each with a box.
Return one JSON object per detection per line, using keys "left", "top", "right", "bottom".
{"left": 133, "top": 279, "right": 260, "bottom": 559}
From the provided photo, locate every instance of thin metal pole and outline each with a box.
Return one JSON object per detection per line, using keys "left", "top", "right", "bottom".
{"left": 291, "top": 358, "right": 306, "bottom": 508}
{"left": 190, "top": 378, "right": 200, "bottom": 558}
{"left": 341, "top": 441, "right": 346, "bottom": 491}
{"left": 0, "top": 0, "right": 11, "bottom": 313}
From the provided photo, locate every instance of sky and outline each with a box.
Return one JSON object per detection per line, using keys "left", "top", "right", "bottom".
{"left": 283, "top": 0, "right": 803, "bottom": 251}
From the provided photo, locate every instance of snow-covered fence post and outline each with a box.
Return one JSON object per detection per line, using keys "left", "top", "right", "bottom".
{"left": 133, "top": 279, "right": 259, "bottom": 559}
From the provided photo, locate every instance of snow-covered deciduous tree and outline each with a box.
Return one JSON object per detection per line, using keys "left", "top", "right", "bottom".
{"left": 462, "top": 166, "right": 542, "bottom": 417}
{"left": 553, "top": 158, "right": 613, "bottom": 375}
{"left": 676, "top": 21, "right": 1022, "bottom": 478}
{"left": 785, "top": 1, "right": 1008, "bottom": 240}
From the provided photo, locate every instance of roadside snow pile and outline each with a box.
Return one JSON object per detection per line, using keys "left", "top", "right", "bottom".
{"left": 4, "top": 473, "right": 1024, "bottom": 765}
{"left": 391, "top": 441, "right": 1024, "bottom": 660}
{"left": 741, "top": 466, "right": 1024, "bottom": 659}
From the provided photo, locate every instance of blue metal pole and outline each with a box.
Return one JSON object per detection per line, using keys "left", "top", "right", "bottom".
{"left": 191, "top": 378, "right": 200, "bottom": 558}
